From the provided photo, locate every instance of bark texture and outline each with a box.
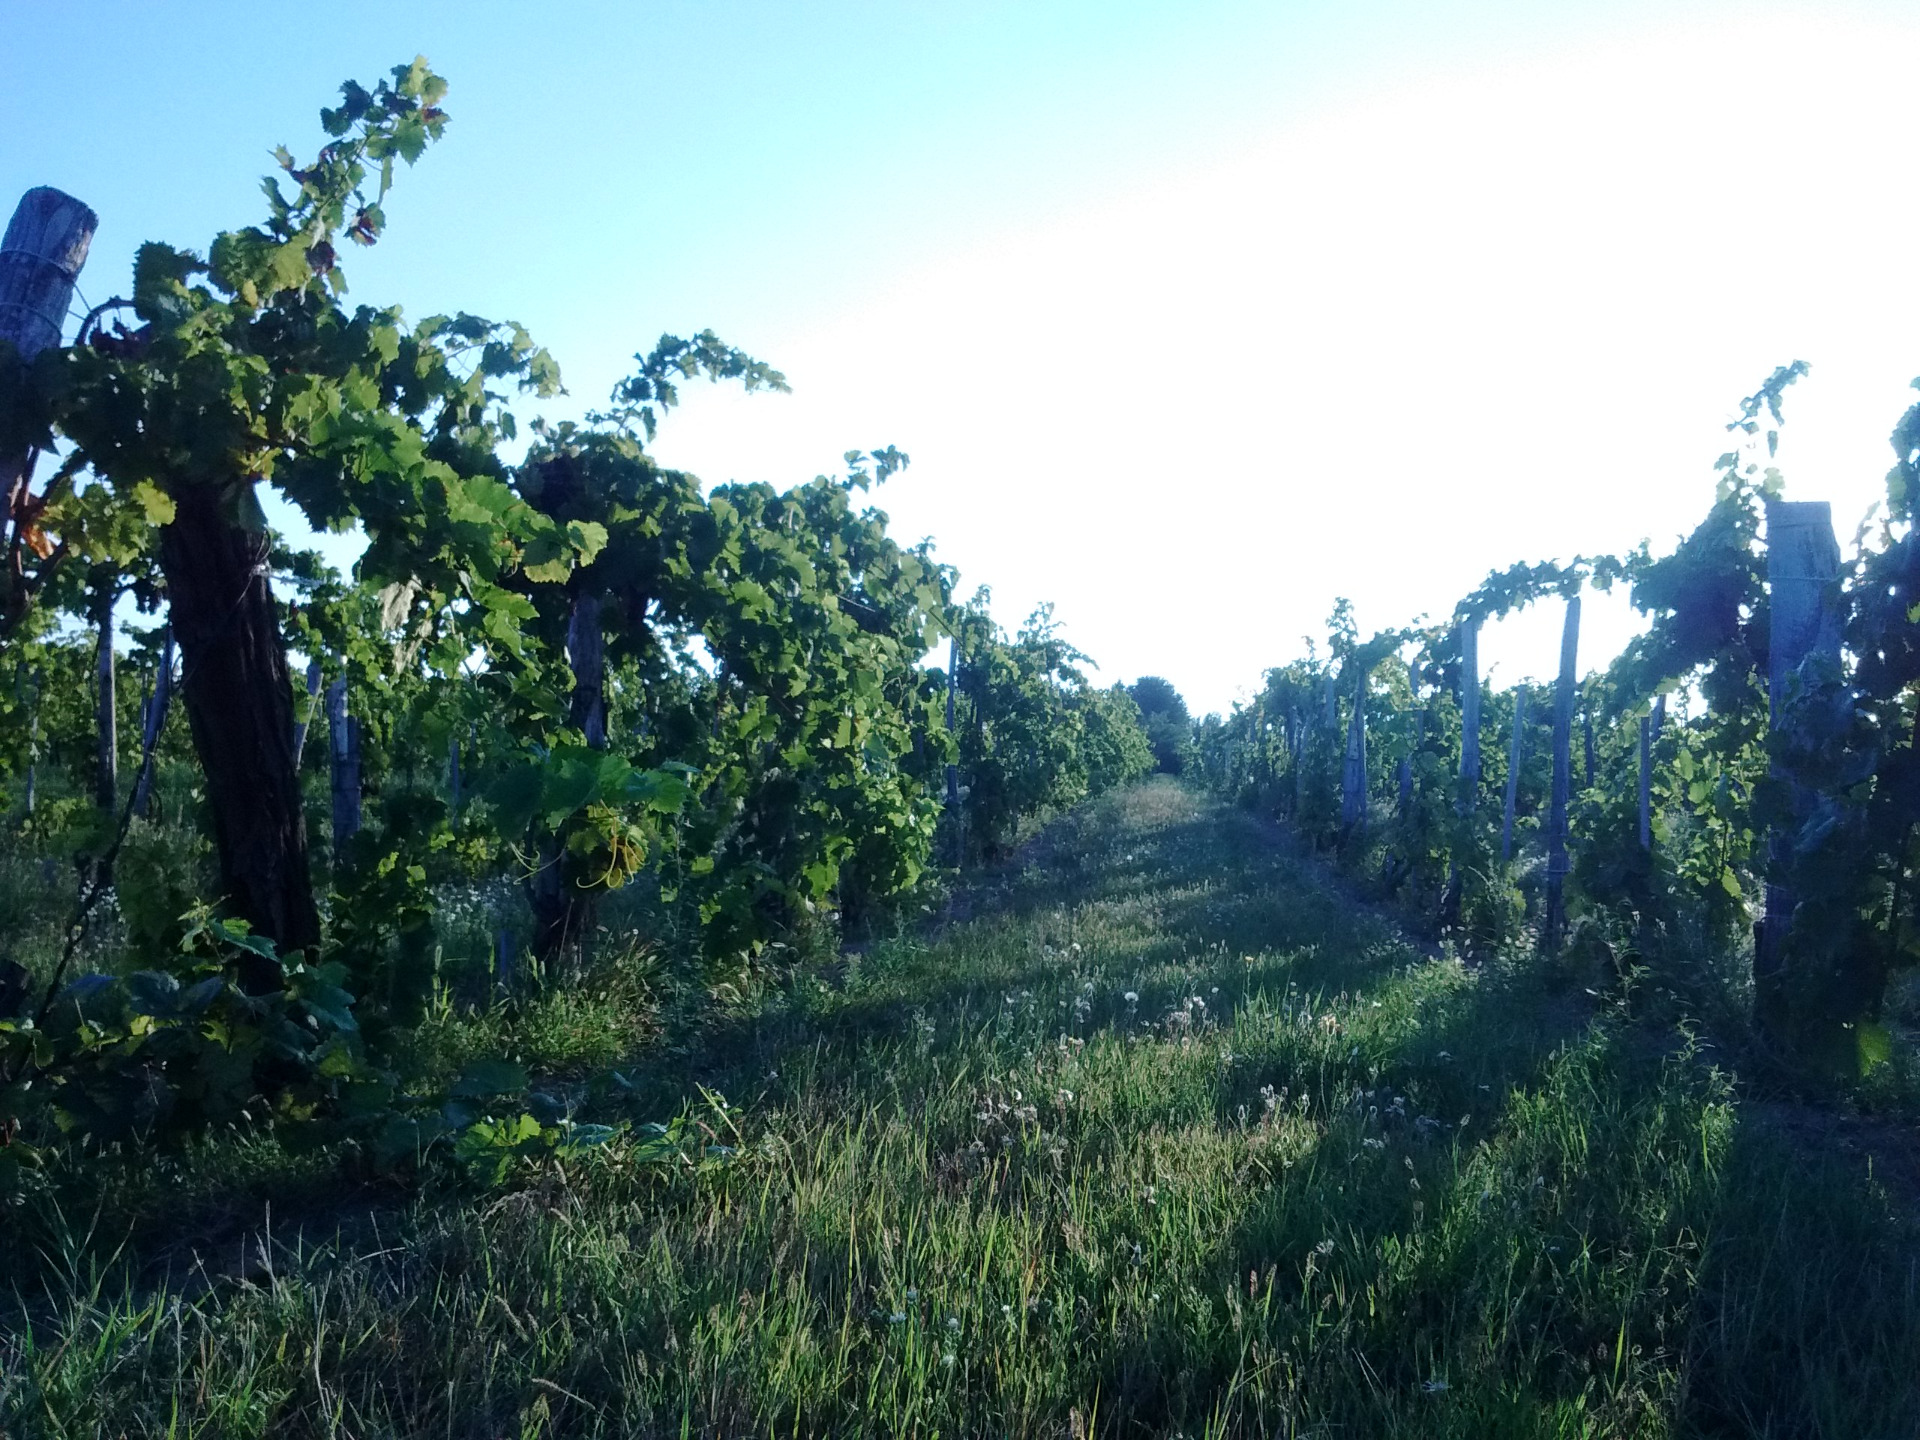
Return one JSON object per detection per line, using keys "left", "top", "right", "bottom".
{"left": 159, "top": 484, "right": 317, "bottom": 988}
{"left": 1756, "top": 500, "right": 1843, "bottom": 1018}
{"left": 1544, "top": 594, "right": 1581, "bottom": 952}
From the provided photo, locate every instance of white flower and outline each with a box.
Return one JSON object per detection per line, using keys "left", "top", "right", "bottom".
{"left": 946, "top": 1315, "right": 961, "bottom": 1331}
{"left": 1057, "top": 1089, "right": 1075, "bottom": 1104}
{"left": 942, "top": 1352, "right": 956, "bottom": 1366}
{"left": 905, "top": 1288, "right": 919, "bottom": 1302}
{"left": 1124, "top": 991, "right": 1139, "bottom": 1005}
{"left": 890, "top": 1312, "right": 907, "bottom": 1323}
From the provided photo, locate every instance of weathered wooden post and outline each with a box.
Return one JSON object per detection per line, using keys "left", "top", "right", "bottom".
{"left": 1340, "top": 670, "right": 1367, "bottom": 833}
{"left": 290, "top": 658, "right": 323, "bottom": 765}
{"left": 20, "top": 667, "right": 38, "bottom": 818}
{"left": 1545, "top": 593, "right": 1581, "bottom": 951}
{"left": 1, "top": 191, "right": 96, "bottom": 642}
{"left": 92, "top": 572, "right": 116, "bottom": 812}
{"left": 327, "top": 677, "right": 360, "bottom": 847}
{"left": 1755, "top": 500, "right": 1843, "bottom": 1014}
{"left": 1637, "top": 714, "right": 1653, "bottom": 851}
{"left": 132, "top": 626, "right": 175, "bottom": 819}
{"left": 944, "top": 638, "right": 962, "bottom": 865}
{"left": 1458, "top": 617, "right": 1482, "bottom": 812}
{"left": 1500, "top": 684, "right": 1528, "bottom": 863}
{"left": 494, "top": 927, "right": 516, "bottom": 994}
{"left": 567, "top": 592, "right": 606, "bottom": 748}
{"left": 1442, "top": 617, "right": 1484, "bottom": 925}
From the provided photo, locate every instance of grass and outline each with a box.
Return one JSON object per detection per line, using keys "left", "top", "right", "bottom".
{"left": 4, "top": 777, "right": 1919, "bottom": 1437}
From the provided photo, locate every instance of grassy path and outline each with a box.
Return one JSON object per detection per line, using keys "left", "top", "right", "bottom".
{"left": 7, "top": 779, "right": 1920, "bottom": 1437}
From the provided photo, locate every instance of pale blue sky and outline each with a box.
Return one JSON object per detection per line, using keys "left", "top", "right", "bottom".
{"left": 9, "top": 2, "right": 1920, "bottom": 711}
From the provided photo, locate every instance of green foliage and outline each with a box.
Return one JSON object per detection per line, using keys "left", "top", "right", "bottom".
{"left": 0, "top": 911, "right": 360, "bottom": 1179}
{"left": 1129, "top": 674, "right": 1197, "bottom": 774}
{"left": 1195, "top": 359, "right": 1920, "bottom": 1066}
{"left": 0, "top": 58, "right": 1137, "bottom": 1176}
{"left": 9, "top": 784, "right": 1917, "bottom": 1437}
{"left": 948, "top": 600, "right": 1154, "bottom": 859}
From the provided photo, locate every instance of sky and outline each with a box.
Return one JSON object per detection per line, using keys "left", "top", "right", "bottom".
{"left": 7, "top": 1, "right": 1920, "bottom": 714}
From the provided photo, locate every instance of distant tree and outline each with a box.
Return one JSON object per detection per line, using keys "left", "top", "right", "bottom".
{"left": 1128, "top": 675, "right": 1196, "bottom": 775}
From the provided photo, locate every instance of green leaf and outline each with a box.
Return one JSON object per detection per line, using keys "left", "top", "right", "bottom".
{"left": 521, "top": 525, "right": 573, "bottom": 584}
{"left": 132, "top": 480, "right": 176, "bottom": 526}
{"left": 567, "top": 519, "right": 608, "bottom": 566}
{"left": 488, "top": 763, "right": 546, "bottom": 835}
{"left": 451, "top": 1058, "right": 530, "bottom": 1098}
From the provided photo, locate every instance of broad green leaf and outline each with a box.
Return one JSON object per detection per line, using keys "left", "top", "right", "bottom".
{"left": 132, "top": 480, "right": 176, "bottom": 526}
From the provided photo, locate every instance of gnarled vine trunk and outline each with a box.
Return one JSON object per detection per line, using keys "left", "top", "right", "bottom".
{"left": 159, "top": 484, "right": 317, "bottom": 990}
{"left": 530, "top": 589, "right": 606, "bottom": 964}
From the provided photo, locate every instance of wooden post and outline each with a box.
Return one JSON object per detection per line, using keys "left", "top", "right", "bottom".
{"left": 1638, "top": 715, "right": 1653, "bottom": 851}
{"left": 132, "top": 626, "right": 174, "bottom": 819}
{"left": 494, "top": 927, "right": 516, "bottom": 994}
{"left": 22, "top": 668, "right": 38, "bottom": 817}
{"left": 1458, "top": 617, "right": 1482, "bottom": 812}
{"left": 1399, "top": 707, "right": 1424, "bottom": 816}
{"left": 0, "top": 189, "right": 94, "bottom": 361}
{"left": 1341, "top": 671, "right": 1367, "bottom": 832}
{"left": 1755, "top": 500, "right": 1843, "bottom": 1008}
{"left": 291, "top": 658, "right": 323, "bottom": 765}
{"left": 567, "top": 592, "right": 606, "bottom": 748}
{"left": 1, "top": 190, "right": 97, "bottom": 638}
{"left": 92, "top": 573, "right": 116, "bottom": 812}
{"left": 1545, "top": 593, "right": 1581, "bottom": 951}
{"left": 327, "top": 677, "right": 360, "bottom": 847}
{"left": 1500, "top": 684, "right": 1528, "bottom": 863}
{"left": 944, "top": 639, "right": 961, "bottom": 864}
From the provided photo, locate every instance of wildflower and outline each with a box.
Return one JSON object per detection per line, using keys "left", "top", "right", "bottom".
{"left": 1124, "top": 991, "right": 1139, "bottom": 1005}
{"left": 946, "top": 1315, "right": 961, "bottom": 1331}
{"left": 1422, "top": 1379, "right": 1449, "bottom": 1394}
{"left": 1057, "top": 1089, "right": 1075, "bottom": 1104}
{"left": 905, "top": 1288, "right": 919, "bottom": 1302}
{"left": 942, "top": 1352, "right": 956, "bottom": 1366}
{"left": 1313, "top": 1239, "right": 1335, "bottom": 1257}
{"left": 890, "top": 1312, "right": 907, "bottom": 1323}
{"left": 1363, "top": 1137, "right": 1386, "bottom": 1151}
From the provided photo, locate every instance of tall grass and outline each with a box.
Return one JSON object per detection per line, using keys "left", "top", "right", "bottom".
{"left": 3, "top": 779, "right": 1916, "bottom": 1437}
